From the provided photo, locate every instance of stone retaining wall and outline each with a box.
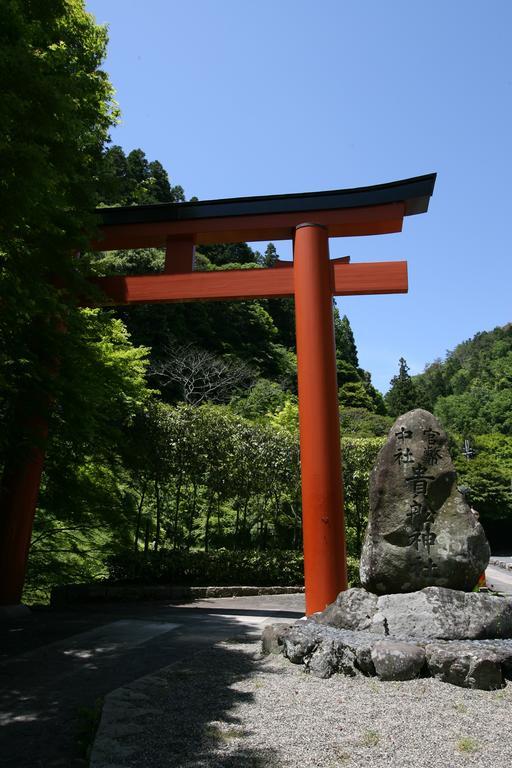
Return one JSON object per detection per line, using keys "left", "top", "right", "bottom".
{"left": 50, "top": 583, "right": 304, "bottom": 607}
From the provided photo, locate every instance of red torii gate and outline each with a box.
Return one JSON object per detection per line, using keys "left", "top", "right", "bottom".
{"left": 0, "top": 174, "right": 435, "bottom": 614}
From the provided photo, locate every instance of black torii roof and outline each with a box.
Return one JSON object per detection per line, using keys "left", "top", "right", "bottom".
{"left": 98, "top": 173, "right": 437, "bottom": 227}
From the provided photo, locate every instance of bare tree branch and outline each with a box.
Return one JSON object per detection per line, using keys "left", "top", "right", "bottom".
{"left": 151, "top": 343, "right": 255, "bottom": 405}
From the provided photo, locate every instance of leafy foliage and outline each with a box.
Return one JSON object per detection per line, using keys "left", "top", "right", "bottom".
{"left": 106, "top": 548, "right": 361, "bottom": 589}
{"left": 0, "top": 1, "right": 153, "bottom": 601}
{"left": 414, "top": 324, "right": 512, "bottom": 436}
{"left": 342, "top": 437, "right": 384, "bottom": 556}
{"left": 107, "top": 548, "right": 305, "bottom": 587}
{"left": 454, "top": 434, "right": 512, "bottom": 524}
{"left": 0, "top": 0, "right": 119, "bottom": 461}
{"left": 98, "top": 145, "right": 184, "bottom": 205}
{"left": 398, "top": 325, "right": 512, "bottom": 534}
{"left": 118, "top": 402, "right": 303, "bottom": 553}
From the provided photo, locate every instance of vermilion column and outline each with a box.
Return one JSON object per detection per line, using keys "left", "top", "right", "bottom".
{"left": 0, "top": 410, "right": 49, "bottom": 605}
{"left": 293, "top": 223, "right": 347, "bottom": 614}
{"left": 165, "top": 236, "right": 195, "bottom": 274}
{"left": 0, "top": 319, "right": 63, "bottom": 606}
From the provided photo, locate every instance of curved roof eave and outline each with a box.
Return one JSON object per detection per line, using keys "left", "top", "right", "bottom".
{"left": 97, "top": 173, "right": 437, "bottom": 228}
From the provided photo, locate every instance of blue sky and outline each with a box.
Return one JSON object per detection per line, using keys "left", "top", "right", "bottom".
{"left": 86, "top": 0, "right": 511, "bottom": 392}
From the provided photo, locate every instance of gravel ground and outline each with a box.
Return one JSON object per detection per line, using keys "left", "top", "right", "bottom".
{"left": 91, "top": 631, "right": 512, "bottom": 768}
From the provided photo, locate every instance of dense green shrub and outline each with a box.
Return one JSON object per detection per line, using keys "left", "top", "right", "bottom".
{"left": 107, "top": 548, "right": 303, "bottom": 586}
{"left": 106, "top": 548, "right": 361, "bottom": 589}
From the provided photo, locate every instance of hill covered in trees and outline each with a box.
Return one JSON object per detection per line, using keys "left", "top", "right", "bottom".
{"left": 385, "top": 326, "right": 512, "bottom": 547}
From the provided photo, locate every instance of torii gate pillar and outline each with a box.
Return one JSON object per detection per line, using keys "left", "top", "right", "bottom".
{"left": 294, "top": 223, "right": 347, "bottom": 613}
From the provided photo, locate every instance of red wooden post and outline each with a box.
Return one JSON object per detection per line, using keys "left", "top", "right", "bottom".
{"left": 293, "top": 223, "right": 347, "bottom": 614}
{"left": 165, "top": 237, "right": 195, "bottom": 274}
{"left": 0, "top": 410, "right": 49, "bottom": 605}
{"left": 0, "top": 320, "right": 63, "bottom": 606}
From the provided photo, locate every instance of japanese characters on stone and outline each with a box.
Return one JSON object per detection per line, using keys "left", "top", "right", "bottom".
{"left": 394, "top": 426, "right": 443, "bottom": 575}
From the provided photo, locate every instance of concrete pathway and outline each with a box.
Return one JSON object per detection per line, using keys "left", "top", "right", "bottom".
{"left": 486, "top": 564, "right": 512, "bottom": 594}
{"left": 1, "top": 566, "right": 508, "bottom": 767}
{"left": 0, "top": 594, "right": 305, "bottom": 768}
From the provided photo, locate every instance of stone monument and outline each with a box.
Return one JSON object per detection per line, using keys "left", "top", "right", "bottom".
{"left": 263, "top": 410, "right": 512, "bottom": 690}
{"left": 360, "top": 408, "right": 490, "bottom": 593}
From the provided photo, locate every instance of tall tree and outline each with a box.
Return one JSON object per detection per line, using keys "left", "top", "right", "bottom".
{"left": 385, "top": 357, "right": 419, "bottom": 417}
{"left": 262, "top": 243, "right": 279, "bottom": 267}
{"left": 97, "top": 145, "right": 184, "bottom": 205}
{"left": 0, "top": 0, "right": 141, "bottom": 602}
{"left": 334, "top": 310, "right": 359, "bottom": 368}
{"left": 0, "top": 0, "right": 118, "bottom": 457}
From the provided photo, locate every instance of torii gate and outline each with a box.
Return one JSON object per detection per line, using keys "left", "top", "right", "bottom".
{"left": 0, "top": 174, "right": 435, "bottom": 614}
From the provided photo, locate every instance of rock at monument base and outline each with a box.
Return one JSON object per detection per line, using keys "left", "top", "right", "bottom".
{"left": 282, "top": 621, "right": 375, "bottom": 677}
{"left": 369, "top": 587, "right": 512, "bottom": 640}
{"left": 305, "top": 640, "right": 359, "bottom": 679}
{"left": 283, "top": 623, "right": 320, "bottom": 664}
{"left": 261, "top": 623, "right": 293, "bottom": 655}
{"left": 360, "top": 409, "right": 490, "bottom": 594}
{"left": 425, "top": 644, "right": 504, "bottom": 690}
{"left": 312, "top": 587, "right": 377, "bottom": 631}
{"left": 306, "top": 641, "right": 338, "bottom": 679}
{"left": 371, "top": 640, "right": 426, "bottom": 681}
{"left": 310, "top": 586, "right": 512, "bottom": 641}
{"left": 270, "top": 619, "right": 512, "bottom": 689}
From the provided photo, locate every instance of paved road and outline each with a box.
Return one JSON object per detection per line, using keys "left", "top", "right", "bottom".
{"left": 1, "top": 566, "right": 509, "bottom": 768}
{"left": 0, "top": 594, "right": 305, "bottom": 768}
{"left": 486, "top": 564, "right": 512, "bottom": 594}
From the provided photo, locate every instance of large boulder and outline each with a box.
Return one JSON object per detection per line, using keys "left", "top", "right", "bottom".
{"left": 265, "top": 619, "right": 512, "bottom": 688}
{"left": 311, "top": 586, "right": 512, "bottom": 640}
{"left": 360, "top": 409, "right": 490, "bottom": 594}
{"left": 369, "top": 587, "right": 512, "bottom": 639}
{"left": 371, "top": 640, "right": 426, "bottom": 681}
{"left": 261, "top": 622, "right": 293, "bottom": 654}
{"left": 425, "top": 643, "right": 503, "bottom": 690}
{"left": 312, "top": 587, "right": 378, "bottom": 631}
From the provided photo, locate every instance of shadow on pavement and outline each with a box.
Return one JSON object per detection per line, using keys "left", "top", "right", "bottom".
{"left": 0, "top": 609, "right": 276, "bottom": 768}
{"left": 93, "top": 638, "right": 283, "bottom": 768}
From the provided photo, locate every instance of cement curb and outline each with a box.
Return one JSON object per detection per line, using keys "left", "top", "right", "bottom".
{"left": 50, "top": 583, "right": 304, "bottom": 607}
{"left": 0, "top": 603, "right": 32, "bottom": 623}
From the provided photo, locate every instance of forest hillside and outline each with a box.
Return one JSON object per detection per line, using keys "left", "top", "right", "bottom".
{"left": 385, "top": 326, "right": 512, "bottom": 548}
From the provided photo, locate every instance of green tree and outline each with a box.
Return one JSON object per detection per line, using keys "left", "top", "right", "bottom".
{"left": 385, "top": 357, "right": 419, "bottom": 417}
{"left": 0, "top": 0, "right": 118, "bottom": 450}
{"left": 230, "top": 378, "right": 288, "bottom": 421}
{"left": 27, "top": 311, "right": 152, "bottom": 599}
{"left": 342, "top": 437, "right": 384, "bottom": 556}
{"left": 340, "top": 408, "right": 392, "bottom": 437}
{"left": 262, "top": 243, "right": 279, "bottom": 267}
{"left": 335, "top": 310, "right": 359, "bottom": 368}
{"left": 198, "top": 242, "right": 258, "bottom": 266}
{"left": 454, "top": 434, "right": 512, "bottom": 525}
{"left": 97, "top": 145, "right": 185, "bottom": 205}
{"left": 339, "top": 381, "right": 374, "bottom": 410}
{"left": 0, "top": 1, "right": 167, "bottom": 601}
{"left": 414, "top": 325, "right": 512, "bottom": 436}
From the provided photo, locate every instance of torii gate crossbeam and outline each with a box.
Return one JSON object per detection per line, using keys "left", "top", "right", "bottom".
{"left": 0, "top": 174, "right": 436, "bottom": 613}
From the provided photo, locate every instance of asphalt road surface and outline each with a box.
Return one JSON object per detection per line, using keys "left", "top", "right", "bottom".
{"left": 486, "top": 564, "right": 512, "bottom": 594}
{"left": 1, "top": 567, "right": 510, "bottom": 768}
{"left": 0, "top": 594, "right": 305, "bottom": 768}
